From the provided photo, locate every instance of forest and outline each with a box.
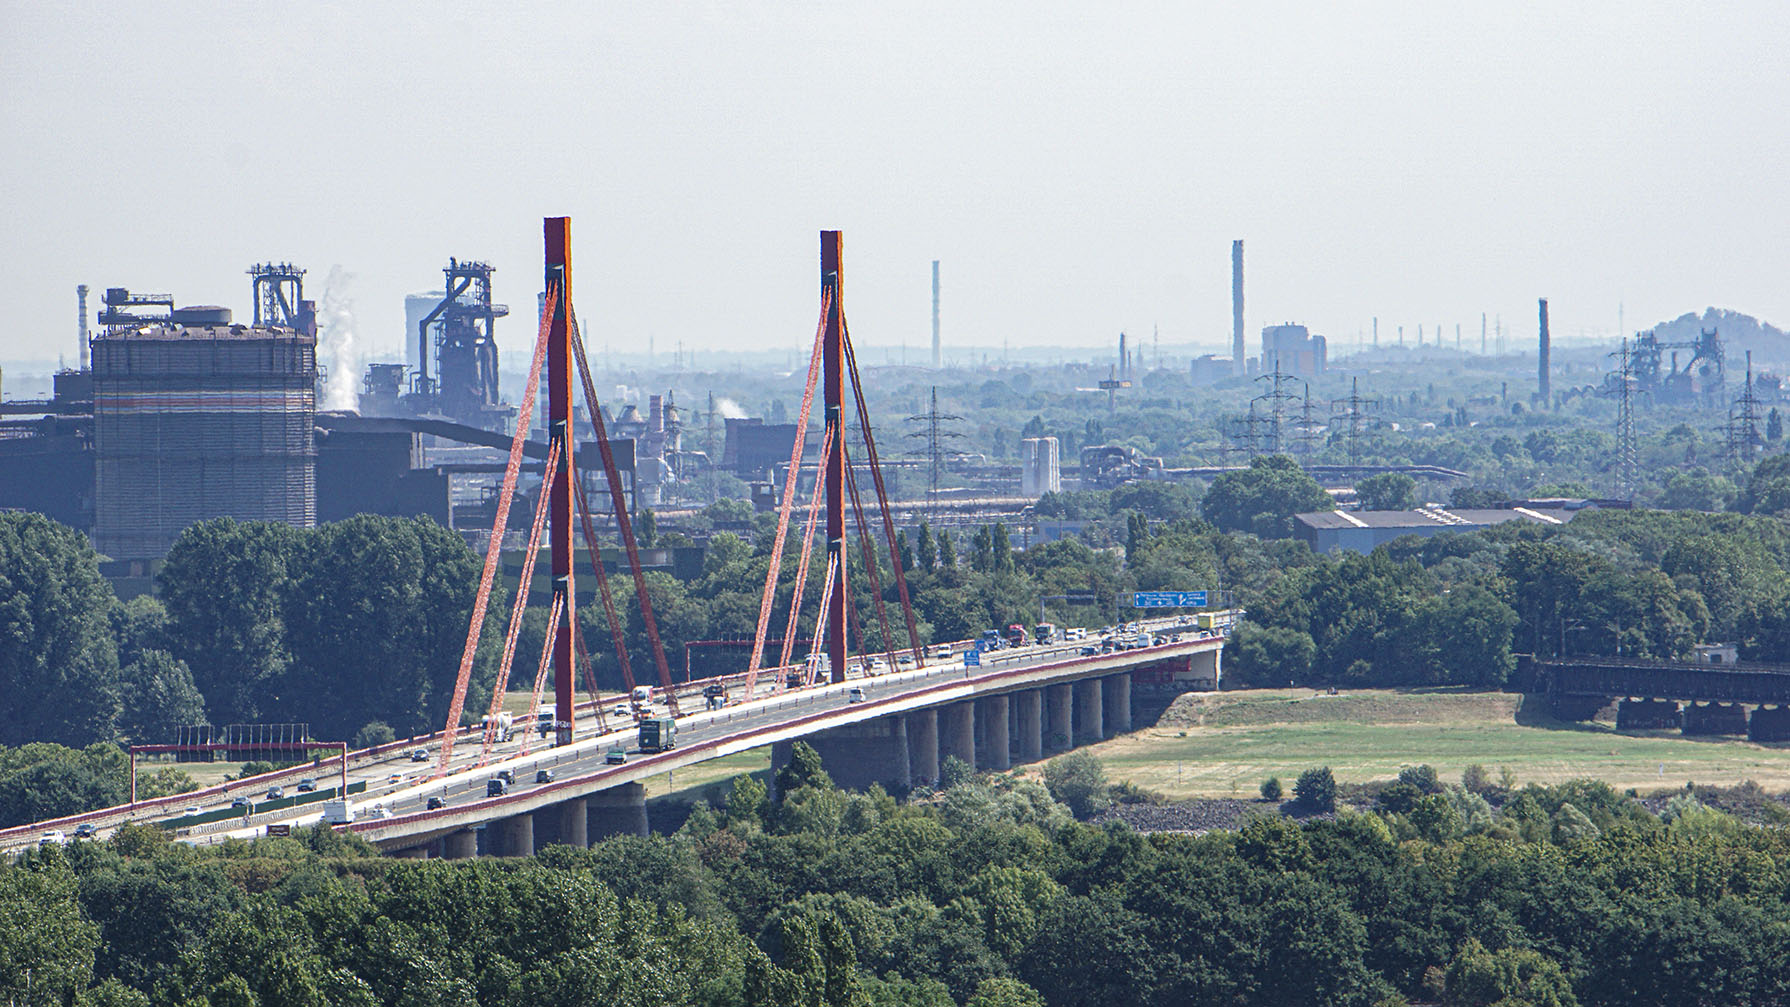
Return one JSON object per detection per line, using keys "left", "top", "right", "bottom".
{"left": 5, "top": 744, "right": 1788, "bottom": 1007}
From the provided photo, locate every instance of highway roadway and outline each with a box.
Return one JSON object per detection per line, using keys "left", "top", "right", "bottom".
{"left": 4, "top": 614, "right": 1223, "bottom": 854}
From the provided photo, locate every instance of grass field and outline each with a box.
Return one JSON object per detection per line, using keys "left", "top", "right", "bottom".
{"left": 1081, "top": 689, "right": 1790, "bottom": 799}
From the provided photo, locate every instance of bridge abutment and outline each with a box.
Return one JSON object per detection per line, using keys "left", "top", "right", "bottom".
{"left": 1103, "top": 673, "right": 1132, "bottom": 735}
{"left": 980, "top": 695, "right": 1011, "bottom": 771}
{"left": 1074, "top": 679, "right": 1104, "bottom": 743}
{"left": 1046, "top": 684, "right": 1073, "bottom": 752}
{"left": 941, "top": 701, "right": 976, "bottom": 771}
{"left": 1015, "top": 688, "right": 1043, "bottom": 763}
{"left": 588, "top": 782, "right": 648, "bottom": 840}
{"left": 908, "top": 709, "right": 939, "bottom": 785}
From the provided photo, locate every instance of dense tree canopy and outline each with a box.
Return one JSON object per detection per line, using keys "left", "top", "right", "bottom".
{"left": 1201, "top": 455, "right": 1334, "bottom": 538}
{"left": 0, "top": 513, "right": 121, "bottom": 746}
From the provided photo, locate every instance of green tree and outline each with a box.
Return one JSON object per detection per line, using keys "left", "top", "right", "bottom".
{"left": 1260, "top": 777, "right": 1284, "bottom": 801}
{"left": 915, "top": 522, "right": 937, "bottom": 573}
{"left": 1043, "top": 751, "right": 1109, "bottom": 818}
{"left": 1443, "top": 938, "right": 1577, "bottom": 1007}
{"left": 1223, "top": 623, "right": 1316, "bottom": 687}
{"left": 1737, "top": 455, "right": 1790, "bottom": 515}
{"left": 726, "top": 773, "right": 768, "bottom": 827}
{"left": 936, "top": 531, "right": 957, "bottom": 570}
{"left": 776, "top": 741, "right": 835, "bottom": 800}
{"left": 114, "top": 650, "right": 206, "bottom": 744}
{"left": 158, "top": 518, "right": 301, "bottom": 725}
{"left": 0, "top": 856, "right": 99, "bottom": 1005}
{"left": 0, "top": 512, "right": 121, "bottom": 746}
{"left": 1356, "top": 471, "right": 1417, "bottom": 510}
{"left": 1294, "top": 766, "right": 1336, "bottom": 811}
{"left": 351, "top": 721, "right": 396, "bottom": 749}
{"left": 635, "top": 507, "right": 658, "bottom": 548}
{"left": 965, "top": 977, "right": 1046, "bottom": 1007}
{"left": 0, "top": 744, "right": 128, "bottom": 828}
{"left": 1200, "top": 455, "right": 1333, "bottom": 538}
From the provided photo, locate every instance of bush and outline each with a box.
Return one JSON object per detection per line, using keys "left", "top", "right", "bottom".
{"left": 1294, "top": 767, "right": 1336, "bottom": 812}
{"left": 1461, "top": 764, "right": 1495, "bottom": 796}
{"left": 352, "top": 721, "right": 396, "bottom": 749}
{"left": 1043, "top": 751, "right": 1110, "bottom": 818}
{"left": 939, "top": 755, "right": 974, "bottom": 790}
{"left": 1397, "top": 764, "right": 1442, "bottom": 794}
{"left": 1260, "top": 777, "right": 1284, "bottom": 801}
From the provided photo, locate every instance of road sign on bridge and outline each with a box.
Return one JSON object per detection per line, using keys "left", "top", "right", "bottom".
{"left": 1132, "top": 591, "right": 1207, "bottom": 608}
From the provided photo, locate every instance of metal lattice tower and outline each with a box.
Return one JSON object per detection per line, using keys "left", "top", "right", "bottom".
{"left": 1251, "top": 356, "right": 1301, "bottom": 455}
{"left": 905, "top": 386, "right": 963, "bottom": 517}
{"left": 1614, "top": 337, "right": 1639, "bottom": 500}
{"left": 1293, "top": 382, "right": 1323, "bottom": 456}
{"left": 1329, "top": 376, "right": 1378, "bottom": 467}
{"left": 1727, "top": 350, "right": 1765, "bottom": 466}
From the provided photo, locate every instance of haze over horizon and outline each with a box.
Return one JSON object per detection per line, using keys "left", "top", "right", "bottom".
{"left": 3, "top": 2, "right": 1786, "bottom": 367}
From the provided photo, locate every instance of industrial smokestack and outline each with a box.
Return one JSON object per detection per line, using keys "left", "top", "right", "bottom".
{"left": 1538, "top": 298, "right": 1551, "bottom": 406}
{"left": 1231, "top": 240, "right": 1245, "bottom": 375}
{"left": 931, "top": 260, "right": 941, "bottom": 369}
{"left": 77, "top": 284, "right": 90, "bottom": 370}
{"left": 1119, "top": 331, "right": 1128, "bottom": 379}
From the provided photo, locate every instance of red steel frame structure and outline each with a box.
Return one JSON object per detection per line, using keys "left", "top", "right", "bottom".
{"left": 821, "top": 232, "right": 848, "bottom": 684}
{"left": 546, "top": 218, "right": 577, "bottom": 746}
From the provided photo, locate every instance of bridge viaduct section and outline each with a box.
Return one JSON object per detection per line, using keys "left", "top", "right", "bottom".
{"left": 1533, "top": 657, "right": 1790, "bottom": 742}
{"left": 380, "top": 647, "right": 1215, "bottom": 860}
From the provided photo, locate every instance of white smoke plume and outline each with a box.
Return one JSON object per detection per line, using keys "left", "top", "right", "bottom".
{"left": 318, "top": 266, "right": 360, "bottom": 412}
{"left": 713, "top": 396, "right": 748, "bottom": 419}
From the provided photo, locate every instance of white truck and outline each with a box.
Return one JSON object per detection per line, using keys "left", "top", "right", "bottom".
{"left": 630, "top": 685, "right": 654, "bottom": 718}
{"left": 322, "top": 800, "right": 354, "bottom": 825}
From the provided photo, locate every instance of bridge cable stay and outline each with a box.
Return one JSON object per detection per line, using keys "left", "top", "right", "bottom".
{"left": 842, "top": 439, "right": 901, "bottom": 673}
{"left": 434, "top": 284, "right": 557, "bottom": 776}
{"left": 568, "top": 306, "right": 680, "bottom": 716}
{"left": 479, "top": 439, "right": 561, "bottom": 761}
{"left": 746, "top": 292, "right": 832, "bottom": 694}
{"left": 840, "top": 315, "right": 923, "bottom": 662}
{"left": 802, "top": 552, "right": 841, "bottom": 687}
{"left": 777, "top": 426, "right": 834, "bottom": 677}
{"left": 569, "top": 462, "right": 639, "bottom": 694}
{"left": 518, "top": 593, "right": 565, "bottom": 757}
{"left": 568, "top": 619, "right": 609, "bottom": 736}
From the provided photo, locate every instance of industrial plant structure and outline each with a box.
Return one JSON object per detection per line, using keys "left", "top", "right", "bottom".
{"left": 91, "top": 272, "right": 319, "bottom": 561}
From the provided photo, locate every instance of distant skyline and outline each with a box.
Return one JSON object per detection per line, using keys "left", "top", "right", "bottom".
{"left": 4, "top": 3, "right": 1786, "bottom": 370}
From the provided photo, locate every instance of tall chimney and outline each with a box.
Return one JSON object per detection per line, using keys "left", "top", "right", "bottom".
{"left": 1231, "top": 240, "right": 1245, "bottom": 374}
{"left": 1119, "top": 331, "right": 1128, "bottom": 379}
{"left": 76, "top": 284, "right": 90, "bottom": 370}
{"left": 1538, "top": 298, "right": 1551, "bottom": 406}
{"left": 1372, "top": 316, "right": 1378, "bottom": 347}
{"left": 930, "top": 260, "right": 941, "bottom": 369}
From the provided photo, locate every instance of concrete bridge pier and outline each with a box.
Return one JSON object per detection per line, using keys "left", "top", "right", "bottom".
{"left": 1046, "top": 684, "right": 1073, "bottom": 752}
{"left": 556, "top": 797, "right": 588, "bottom": 849}
{"left": 588, "top": 782, "right": 649, "bottom": 840}
{"left": 908, "top": 709, "right": 939, "bottom": 785}
{"left": 980, "top": 695, "right": 1011, "bottom": 771}
{"left": 493, "top": 812, "right": 535, "bottom": 857}
{"left": 790, "top": 715, "right": 912, "bottom": 791}
{"left": 940, "top": 701, "right": 976, "bottom": 771}
{"left": 1749, "top": 705, "right": 1790, "bottom": 742}
{"left": 1683, "top": 702, "right": 1748, "bottom": 736}
{"left": 1015, "top": 688, "right": 1043, "bottom": 763}
{"left": 442, "top": 829, "right": 478, "bottom": 860}
{"left": 1074, "top": 679, "right": 1104, "bottom": 743}
{"left": 1617, "top": 698, "right": 1681, "bottom": 730}
{"left": 1103, "top": 673, "right": 1132, "bottom": 735}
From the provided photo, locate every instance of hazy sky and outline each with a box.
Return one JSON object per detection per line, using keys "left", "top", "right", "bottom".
{"left": 4, "top": 2, "right": 1787, "bottom": 368}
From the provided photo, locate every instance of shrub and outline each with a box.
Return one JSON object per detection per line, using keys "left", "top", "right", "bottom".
{"left": 939, "top": 755, "right": 974, "bottom": 790}
{"left": 1260, "top": 777, "right": 1284, "bottom": 801}
{"left": 1294, "top": 767, "right": 1336, "bottom": 812}
{"left": 352, "top": 721, "right": 396, "bottom": 749}
{"left": 1043, "top": 751, "right": 1110, "bottom": 818}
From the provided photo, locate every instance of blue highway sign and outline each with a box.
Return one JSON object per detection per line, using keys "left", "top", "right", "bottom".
{"left": 1131, "top": 591, "right": 1207, "bottom": 608}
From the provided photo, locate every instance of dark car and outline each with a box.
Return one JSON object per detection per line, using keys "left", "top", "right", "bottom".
{"left": 427, "top": 796, "right": 447, "bottom": 810}
{"left": 297, "top": 778, "right": 317, "bottom": 792}
{"left": 73, "top": 823, "right": 97, "bottom": 839}
{"left": 486, "top": 778, "right": 508, "bottom": 797}
{"left": 605, "top": 748, "right": 627, "bottom": 765}
{"left": 265, "top": 786, "right": 285, "bottom": 800}
{"left": 1080, "top": 645, "right": 1098, "bottom": 656}
{"left": 230, "top": 796, "right": 251, "bottom": 810}
{"left": 495, "top": 769, "right": 515, "bottom": 786}
{"left": 535, "top": 768, "right": 554, "bottom": 784}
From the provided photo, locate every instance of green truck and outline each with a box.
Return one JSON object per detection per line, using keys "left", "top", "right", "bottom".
{"left": 638, "top": 716, "right": 677, "bottom": 753}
